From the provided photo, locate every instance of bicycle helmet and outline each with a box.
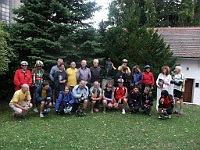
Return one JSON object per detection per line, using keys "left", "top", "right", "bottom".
{"left": 21, "top": 61, "right": 28, "bottom": 66}
{"left": 144, "top": 65, "right": 150, "bottom": 69}
{"left": 35, "top": 60, "right": 44, "bottom": 67}
{"left": 122, "top": 59, "right": 128, "bottom": 63}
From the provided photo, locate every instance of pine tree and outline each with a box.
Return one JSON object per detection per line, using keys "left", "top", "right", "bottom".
{"left": 11, "top": 0, "right": 100, "bottom": 67}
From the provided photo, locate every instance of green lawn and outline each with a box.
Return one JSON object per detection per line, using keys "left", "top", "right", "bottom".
{"left": 0, "top": 103, "right": 199, "bottom": 150}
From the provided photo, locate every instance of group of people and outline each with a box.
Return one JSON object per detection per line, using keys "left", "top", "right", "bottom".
{"left": 9, "top": 58, "right": 185, "bottom": 120}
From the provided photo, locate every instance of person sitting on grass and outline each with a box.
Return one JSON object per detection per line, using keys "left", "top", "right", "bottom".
{"left": 9, "top": 84, "right": 33, "bottom": 120}
{"left": 55, "top": 86, "right": 75, "bottom": 115}
{"left": 141, "top": 86, "right": 153, "bottom": 116}
{"left": 34, "top": 82, "right": 52, "bottom": 118}
{"left": 90, "top": 81, "right": 103, "bottom": 114}
{"left": 72, "top": 80, "right": 89, "bottom": 116}
{"left": 113, "top": 78, "right": 128, "bottom": 114}
{"left": 128, "top": 85, "right": 141, "bottom": 114}
{"left": 158, "top": 90, "right": 174, "bottom": 119}
{"left": 102, "top": 83, "right": 114, "bottom": 113}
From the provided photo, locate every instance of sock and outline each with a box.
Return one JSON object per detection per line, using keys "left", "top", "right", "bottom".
{"left": 175, "top": 108, "right": 178, "bottom": 112}
{"left": 180, "top": 109, "right": 183, "bottom": 114}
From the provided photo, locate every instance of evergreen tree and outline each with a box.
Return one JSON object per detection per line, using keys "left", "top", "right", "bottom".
{"left": 0, "top": 22, "right": 15, "bottom": 74}
{"left": 101, "top": 0, "right": 176, "bottom": 77}
{"left": 11, "top": 0, "right": 100, "bottom": 68}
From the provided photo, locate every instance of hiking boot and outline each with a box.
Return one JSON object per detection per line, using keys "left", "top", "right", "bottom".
{"left": 122, "top": 109, "right": 125, "bottom": 114}
{"left": 33, "top": 108, "right": 39, "bottom": 113}
{"left": 178, "top": 113, "right": 183, "bottom": 117}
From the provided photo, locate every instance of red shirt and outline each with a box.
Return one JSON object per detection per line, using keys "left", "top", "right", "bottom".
{"left": 142, "top": 72, "right": 154, "bottom": 86}
{"left": 114, "top": 86, "right": 128, "bottom": 102}
{"left": 14, "top": 69, "right": 32, "bottom": 90}
{"left": 163, "top": 96, "right": 172, "bottom": 108}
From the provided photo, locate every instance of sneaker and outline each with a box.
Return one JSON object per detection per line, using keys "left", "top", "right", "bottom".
{"left": 122, "top": 109, "right": 125, "bottom": 114}
{"left": 148, "top": 113, "right": 152, "bottom": 116}
{"left": 33, "top": 108, "right": 39, "bottom": 113}
{"left": 40, "top": 113, "right": 44, "bottom": 118}
{"left": 90, "top": 110, "right": 94, "bottom": 114}
{"left": 178, "top": 113, "right": 183, "bottom": 117}
{"left": 173, "top": 111, "right": 178, "bottom": 114}
{"left": 103, "top": 111, "right": 106, "bottom": 114}
{"left": 12, "top": 113, "right": 17, "bottom": 120}
{"left": 168, "top": 115, "right": 171, "bottom": 119}
{"left": 158, "top": 115, "right": 162, "bottom": 119}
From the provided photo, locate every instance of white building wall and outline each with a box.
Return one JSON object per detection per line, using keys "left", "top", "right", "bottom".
{"left": 177, "top": 58, "right": 200, "bottom": 105}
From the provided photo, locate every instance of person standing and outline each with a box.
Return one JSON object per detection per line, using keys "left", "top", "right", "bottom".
{"left": 66, "top": 62, "right": 78, "bottom": 89}
{"left": 90, "top": 59, "right": 101, "bottom": 87}
{"left": 54, "top": 63, "right": 68, "bottom": 99}
{"left": 118, "top": 59, "right": 131, "bottom": 76}
{"left": 49, "top": 58, "right": 63, "bottom": 105}
{"left": 31, "top": 60, "right": 44, "bottom": 113}
{"left": 170, "top": 66, "right": 185, "bottom": 117}
{"left": 9, "top": 84, "right": 33, "bottom": 120}
{"left": 114, "top": 66, "right": 128, "bottom": 87}
{"left": 77, "top": 60, "right": 91, "bottom": 84}
{"left": 141, "top": 65, "right": 154, "bottom": 92}
{"left": 14, "top": 61, "right": 32, "bottom": 91}
{"left": 131, "top": 65, "right": 142, "bottom": 88}
{"left": 156, "top": 66, "right": 172, "bottom": 111}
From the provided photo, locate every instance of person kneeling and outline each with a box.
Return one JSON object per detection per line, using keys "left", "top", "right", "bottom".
{"left": 102, "top": 83, "right": 114, "bottom": 113}
{"left": 72, "top": 80, "right": 89, "bottom": 116}
{"left": 141, "top": 86, "right": 153, "bottom": 116}
{"left": 34, "top": 82, "right": 52, "bottom": 118}
{"left": 158, "top": 90, "right": 174, "bottom": 119}
{"left": 9, "top": 84, "right": 33, "bottom": 120}
{"left": 128, "top": 86, "right": 141, "bottom": 114}
{"left": 113, "top": 78, "right": 128, "bottom": 114}
{"left": 90, "top": 81, "right": 103, "bottom": 114}
{"left": 55, "top": 86, "right": 75, "bottom": 115}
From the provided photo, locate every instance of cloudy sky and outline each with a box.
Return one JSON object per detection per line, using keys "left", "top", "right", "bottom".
{"left": 90, "top": 0, "right": 112, "bottom": 28}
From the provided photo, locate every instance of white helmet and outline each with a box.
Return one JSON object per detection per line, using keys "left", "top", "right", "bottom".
{"left": 21, "top": 61, "right": 28, "bottom": 66}
{"left": 35, "top": 60, "right": 44, "bottom": 67}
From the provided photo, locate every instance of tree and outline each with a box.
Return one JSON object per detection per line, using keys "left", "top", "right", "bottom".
{"left": 11, "top": 0, "right": 101, "bottom": 68}
{"left": 0, "top": 22, "right": 15, "bottom": 75}
{"left": 100, "top": 0, "right": 176, "bottom": 77}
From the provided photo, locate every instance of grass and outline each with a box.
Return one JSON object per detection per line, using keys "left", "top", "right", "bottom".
{"left": 0, "top": 102, "right": 200, "bottom": 150}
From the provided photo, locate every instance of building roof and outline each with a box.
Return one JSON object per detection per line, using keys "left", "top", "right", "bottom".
{"left": 156, "top": 27, "right": 200, "bottom": 58}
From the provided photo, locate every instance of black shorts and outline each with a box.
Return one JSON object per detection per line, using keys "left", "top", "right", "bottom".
{"left": 174, "top": 89, "right": 183, "bottom": 99}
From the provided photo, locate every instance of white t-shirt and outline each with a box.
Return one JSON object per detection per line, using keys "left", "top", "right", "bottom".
{"left": 173, "top": 73, "right": 185, "bottom": 92}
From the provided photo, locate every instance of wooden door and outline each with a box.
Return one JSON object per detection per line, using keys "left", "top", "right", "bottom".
{"left": 183, "top": 79, "right": 193, "bottom": 103}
